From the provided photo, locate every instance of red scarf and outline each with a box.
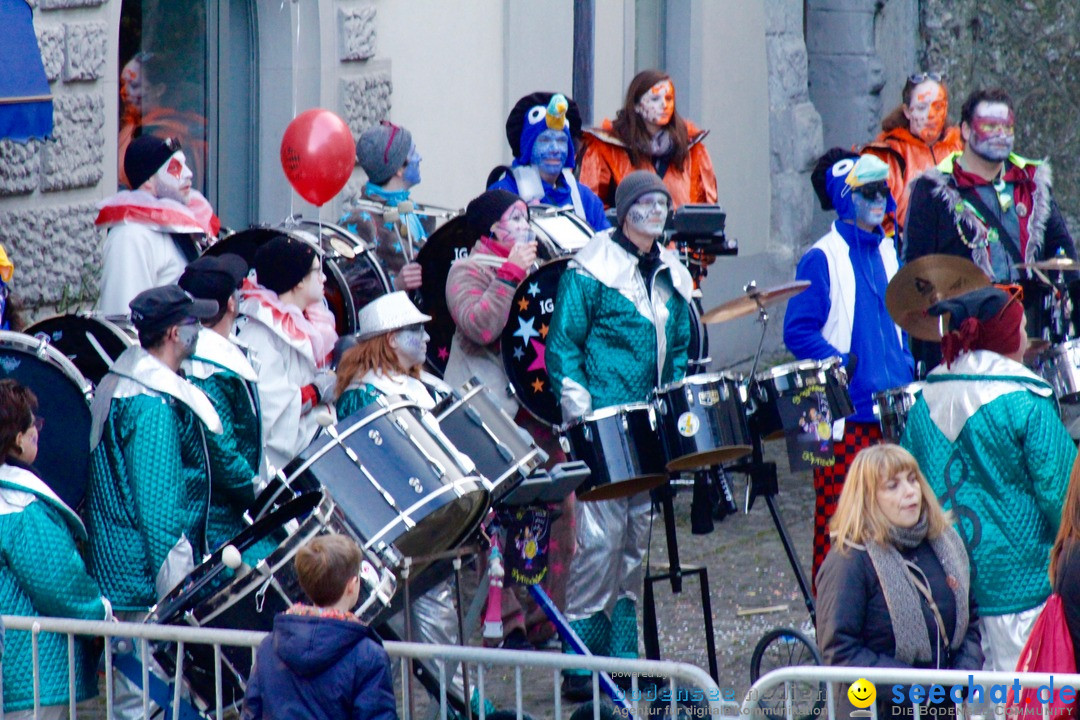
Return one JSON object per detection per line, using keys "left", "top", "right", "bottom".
{"left": 95, "top": 189, "right": 220, "bottom": 237}
{"left": 940, "top": 300, "right": 1024, "bottom": 367}
{"left": 952, "top": 159, "right": 1037, "bottom": 258}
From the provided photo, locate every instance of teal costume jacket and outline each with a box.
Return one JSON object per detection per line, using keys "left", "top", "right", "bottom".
{"left": 185, "top": 329, "right": 263, "bottom": 551}
{"left": 900, "top": 350, "right": 1076, "bottom": 615}
{"left": 0, "top": 463, "right": 109, "bottom": 711}
{"left": 86, "top": 347, "right": 222, "bottom": 611}
{"left": 547, "top": 229, "right": 694, "bottom": 419}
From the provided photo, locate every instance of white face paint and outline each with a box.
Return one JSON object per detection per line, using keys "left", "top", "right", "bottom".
{"left": 152, "top": 151, "right": 194, "bottom": 204}
{"left": 491, "top": 201, "right": 533, "bottom": 246}
{"left": 392, "top": 324, "right": 429, "bottom": 369}
{"left": 625, "top": 191, "right": 669, "bottom": 237}
{"left": 177, "top": 320, "right": 200, "bottom": 358}
{"left": 635, "top": 80, "right": 675, "bottom": 126}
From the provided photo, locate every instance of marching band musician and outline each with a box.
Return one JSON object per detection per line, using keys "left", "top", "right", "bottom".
{"left": 235, "top": 234, "right": 339, "bottom": 473}
{"left": 547, "top": 170, "right": 694, "bottom": 699}
{"left": 340, "top": 121, "right": 428, "bottom": 292}
{"left": 84, "top": 285, "right": 223, "bottom": 719}
{"left": 178, "top": 254, "right": 268, "bottom": 552}
{"left": 96, "top": 135, "right": 220, "bottom": 315}
{"left": 444, "top": 189, "right": 571, "bottom": 649}
{"left": 783, "top": 151, "right": 913, "bottom": 592}
{"left": 487, "top": 92, "right": 610, "bottom": 232}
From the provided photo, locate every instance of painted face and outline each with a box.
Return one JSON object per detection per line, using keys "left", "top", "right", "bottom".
{"left": 298, "top": 258, "right": 326, "bottom": 308}
{"left": 491, "top": 201, "right": 533, "bottom": 246}
{"left": 402, "top": 144, "right": 422, "bottom": 187}
{"left": 904, "top": 80, "right": 948, "bottom": 144}
{"left": 635, "top": 80, "right": 675, "bottom": 126}
{"left": 120, "top": 57, "right": 145, "bottom": 111}
{"left": 877, "top": 467, "right": 923, "bottom": 529}
{"left": 851, "top": 183, "right": 887, "bottom": 229}
{"left": 967, "top": 102, "right": 1015, "bottom": 162}
{"left": 176, "top": 320, "right": 201, "bottom": 358}
{"left": 529, "top": 129, "right": 569, "bottom": 177}
{"left": 152, "top": 151, "right": 193, "bottom": 204}
{"left": 625, "top": 191, "right": 669, "bottom": 237}
{"left": 392, "top": 324, "right": 429, "bottom": 369}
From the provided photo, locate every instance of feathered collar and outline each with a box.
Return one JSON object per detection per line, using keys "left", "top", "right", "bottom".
{"left": 238, "top": 279, "right": 337, "bottom": 368}
{"left": 95, "top": 189, "right": 220, "bottom": 237}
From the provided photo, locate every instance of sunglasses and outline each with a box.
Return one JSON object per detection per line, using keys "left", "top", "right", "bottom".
{"left": 854, "top": 182, "right": 889, "bottom": 200}
{"left": 995, "top": 283, "right": 1024, "bottom": 314}
{"left": 908, "top": 72, "right": 944, "bottom": 85}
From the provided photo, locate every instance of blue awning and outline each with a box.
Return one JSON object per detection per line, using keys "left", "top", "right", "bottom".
{"left": 0, "top": 0, "right": 53, "bottom": 142}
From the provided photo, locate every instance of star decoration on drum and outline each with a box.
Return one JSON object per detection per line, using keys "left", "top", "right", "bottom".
{"left": 517, "top": 297, "right": 530, "bottom": 312}
{"left": 502, "top": 257, "right": 571, "bottom": 425}
{"left": 437, "top": 346, "right": 449, "bottom": 361}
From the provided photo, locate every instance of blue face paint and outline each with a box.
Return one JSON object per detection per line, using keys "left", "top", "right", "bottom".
{"left": 529, "top": 129, "right": 569, "bottom": 177}
{"left": 402, "top": 145, "right": 422, "bottom": 187}
{"left": 851, "top": 190, "right": 886, "bottom": 229}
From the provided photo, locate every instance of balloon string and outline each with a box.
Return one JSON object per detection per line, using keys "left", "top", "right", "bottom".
{"left": 288, "top": 0, "right": 299, "bottom": 220}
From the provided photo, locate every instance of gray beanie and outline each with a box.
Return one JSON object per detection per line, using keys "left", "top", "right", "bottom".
{"left": 615, "top": 170, "right": 671, "bottom": 227}
{"left": 356, "top": 121, "right": 413, "bottom": 185}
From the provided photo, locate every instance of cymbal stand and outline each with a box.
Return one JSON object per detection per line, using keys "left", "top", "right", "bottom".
{"left": 744, "top": 281, "right": 771, "bottom": 383}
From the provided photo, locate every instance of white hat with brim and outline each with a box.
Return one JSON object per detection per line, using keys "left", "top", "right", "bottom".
{"left": 355, "top": 291, "right": 432, "bottom": 341}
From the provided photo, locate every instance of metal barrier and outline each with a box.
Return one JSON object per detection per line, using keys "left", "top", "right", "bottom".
{"left": 0, "top": 615, "right": 732, "bottom": 720}
{"left": 742, "top": 665, "right": 1080, "bottom": 720}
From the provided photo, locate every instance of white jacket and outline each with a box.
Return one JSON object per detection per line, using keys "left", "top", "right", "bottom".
{"left": 96, "top": 224, "right": 189, "bottom": 315}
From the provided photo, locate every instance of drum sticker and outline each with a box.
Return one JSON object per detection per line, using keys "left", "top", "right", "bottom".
{"left": 677, "top": 412, "right": 700, "bottom": 437}
{"left": 698, "top": 389, "right": 720, "bottom": 406}
{"left": 778, "top": 383, "right": 836, "bottom": 472}
{"left": 500, "top": 507, "right": 551, "bottom": 587}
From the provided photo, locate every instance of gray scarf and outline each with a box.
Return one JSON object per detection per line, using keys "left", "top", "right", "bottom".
{"left": 648, "top": 129, "right": 673, "bottom": 158}
{"left": 862, "top": 513, "right": 970, "bottom": 666}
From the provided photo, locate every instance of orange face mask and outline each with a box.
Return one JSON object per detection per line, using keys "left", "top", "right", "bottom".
{"left": 906, "top": 82, "right": 948, "bottom": 144}
{"left": 636, "top": 80, "right": 675, "bottom": 126}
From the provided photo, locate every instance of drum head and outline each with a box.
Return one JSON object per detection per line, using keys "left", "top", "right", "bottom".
{"left": 26, "top": 314, "right": 134, "bottom": 387}
{"left": 530, "top": 207, "right": 593, "bottom": 255}
{"left": 501, "top": 257, "right": 570, "bottom": 426}
{"left": 0, "top": 331, "right": 92, "bottom": 510}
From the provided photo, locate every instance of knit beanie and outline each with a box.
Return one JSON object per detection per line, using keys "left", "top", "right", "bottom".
{"left": 465, "top": 189, "right": 525, "bottom": 237}
{"left": 125, "top": 135, "right": 180, "bottom": 190}
{"left": 614, "top": 170, "right": 670, "bottom": 227}
{"left": 253, "top": 234, "right": 319, "bottom": 294}
{"left": 356, "top": 121, "right": 413, "bottom": 185}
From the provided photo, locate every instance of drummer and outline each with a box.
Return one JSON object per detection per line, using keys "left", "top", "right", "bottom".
{"left": 339, "top": 121, "right": 427, "bottom": 291}
{"left": 445, "top": 188, "right": 571, "bottom": 649}
{"left": 179, "top": 254, "right": 268, "bottom": 552}
{"left": 547, "top": 170, "right": 693, "bottom": 699}
{"left": 235, "top": 234, "right": 338, "bottom": 473}
{"left": 487, "top": 92, "right": 609, "bottom": 232}
{"left": 783, "top": 150, "right": 913, "bottom": 590}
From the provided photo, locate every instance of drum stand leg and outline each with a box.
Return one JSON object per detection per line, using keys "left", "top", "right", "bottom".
{"left": 452, "top": 557, "right": 474, "bottom": 720}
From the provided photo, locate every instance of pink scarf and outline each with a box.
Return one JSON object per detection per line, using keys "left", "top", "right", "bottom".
{"left": 241, "top": 278, "right": 338, "bottom": 366}
{"left": 95, "top": 189, "right": 220, "bottom": 237}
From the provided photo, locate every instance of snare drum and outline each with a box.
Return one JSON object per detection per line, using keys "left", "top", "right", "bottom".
{"left": 562, "top": 403, "right": 667, "bottom": 501}
{"left": 873, "top": 382, "right": 924, "bottom": 443}
{"left": 26, "top": 313, "right": 136, "bottom": 386}
{"left": 1035, "top": 340, "right": 1080, "bottom": 404}
{"left": 0, "top": 331, "right": 93, "bottom": 509}
{"left": 149, "top": 491, "right": 396, "bottom": 712}
{"left": 530, "top": 205, "right": 594, "bottom": 255}
{"left": 654, "top": 373, "right": 751, "bottom": 470}
{"left": 286, "top": 395, "right": 489, "bottom": 568}
{"left": 751, "top": 357, "right": 853, "bottom": 439}
{"left": 434, "top": 378, "right": 545, "bottom": 503}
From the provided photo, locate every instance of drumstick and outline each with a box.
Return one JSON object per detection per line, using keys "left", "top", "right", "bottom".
{"left": 397, "top": 200, "right": 415, "bottom": 262}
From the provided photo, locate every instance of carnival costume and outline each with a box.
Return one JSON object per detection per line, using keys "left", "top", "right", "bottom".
{"left": 0, "top": 462, "right": 111, "bottom": 713}
{"left": 85, "top": 345, "right": 223, "bottom": 610}
{"left": 339, "top": 182, "right": 433, "bottom": 290}
{"left": 184, "top": 328, "right": 265, "bottom": 551}
{"left": 236, "top": 279, "right": 337, "bottom": 473}
{"left": 862, "top": 125, "right": 962, "bottom": 231}
{"left": 547, "top": 225, "right": 693, "bottom": 665}
{"left": 784, "top": 152, "right": 914, "bottom": 587}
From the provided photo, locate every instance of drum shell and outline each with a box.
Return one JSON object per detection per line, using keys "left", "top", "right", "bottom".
{"left": 752, "top": 358, "right": 853, "bottom": 438}
{"left": 654, "top": 373, "right": 751, "bottom": 470}
{"left": 1035, "top": 340, "right": 1080, "bottom": 404}
{"left": 873, "top": 382, "right": 924, "bottom": 443}
{"left": 434, "top": 378, "right": 544, "bottom": 504}
{"left": 562, "top": 403, "right": 667, "bottom": 501}
{"left": 285, "top": 396, "right": 489, "bottom": 568}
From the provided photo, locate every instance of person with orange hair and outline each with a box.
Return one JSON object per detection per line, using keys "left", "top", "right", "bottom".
{"left": 578, "top": 69, "right": 716, "bottom": 210}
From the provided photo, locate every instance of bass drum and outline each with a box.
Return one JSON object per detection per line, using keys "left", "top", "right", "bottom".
{"left": 502, "top": 258, "right": 707, "bottom": 426}
{"left": 26, "top": 313, "right": 135, "bottom": 387}
{"left": 0, "top": 331, "right": 93, "bottom": 510}
{"left": 205, "top": 222, "right": 391, "bottom": 336}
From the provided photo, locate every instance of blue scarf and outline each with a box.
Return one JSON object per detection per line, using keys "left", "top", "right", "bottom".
{"left": 364, "top": 182, "right": 428, "bottom": 243}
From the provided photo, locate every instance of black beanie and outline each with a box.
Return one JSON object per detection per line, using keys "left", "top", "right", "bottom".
{"left": 614, "top": 170, "right": 670, "bottom": 227}
{"left": 253, "top": 234, "right": 319, "bottom": 294}
{"left": 465, "top": 189, "right": 525, "bottom": 237}
{"left": 125, "top": 135, "right": 180, "bottom": 190}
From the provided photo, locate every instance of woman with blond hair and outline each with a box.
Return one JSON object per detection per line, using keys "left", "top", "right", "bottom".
{"left": 816, "top": 444, "right": 982, "bottom": 715}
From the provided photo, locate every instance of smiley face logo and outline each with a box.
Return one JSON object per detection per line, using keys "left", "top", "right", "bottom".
{"left": 847, "top": 678, "right": 876, "bottom": 709}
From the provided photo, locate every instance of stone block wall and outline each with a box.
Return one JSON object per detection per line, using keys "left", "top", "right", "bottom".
{"left": 0, "top": 1, "right": 111, "bottom": 319}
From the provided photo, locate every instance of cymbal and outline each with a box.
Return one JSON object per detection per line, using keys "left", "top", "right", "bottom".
{"left": 885, "top": 254, "right": 989, "bottom": 341}
{"left": 700, "top": 281, "right": 810, "bottom": 324}
{"left": 1014, "top": 257, "right": 1080, "bottom": 273}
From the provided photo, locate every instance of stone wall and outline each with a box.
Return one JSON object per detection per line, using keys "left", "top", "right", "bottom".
{"left": 920, "top": 1, "right": 1080, "bottom": 229}
{"left": 0, "top": 0, "right": 109, "bottom": 316}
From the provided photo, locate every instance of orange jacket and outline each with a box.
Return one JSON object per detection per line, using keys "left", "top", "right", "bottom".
{"left": 861, "top": 125, "right": 963, "bottom": 230}
{"left": 578, "top": 119, "right": 717, "bottom": 209}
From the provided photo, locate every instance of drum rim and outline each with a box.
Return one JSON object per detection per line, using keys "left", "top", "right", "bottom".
{"left": 562, "top": 401, "right": 655, "bottom": 429}
{"left": 361, "top": 475, "right": 489, "bottom": 552}
{"left": 0, "top": 329, "right": 93, "bottom": 398}
{"left": 655, "top": 371, "right": 742, "bottom": 394}
{"left": 873, "top": 382, "right": 925, "bottom": 400}
{"left": 754, "top": 355, "right": 843, "bottom": 381}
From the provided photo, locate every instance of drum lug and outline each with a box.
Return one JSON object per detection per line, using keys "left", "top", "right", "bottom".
{"left": 254, "top": 577, "right": 272, "bottom": 614}
{"left": 408, "top": 476, "right": 424, "bottom": 494}
{"left": 368, "top": 428, "right": 383, "bottom": 446}
{"left": 684, "top": 385, "right": 694, "bottom": 406}
{"left": 647, "top": 405, "right": 658, "bottom": 431}
{"left": 559, "top": 435, "right": 570, "bottom": 454}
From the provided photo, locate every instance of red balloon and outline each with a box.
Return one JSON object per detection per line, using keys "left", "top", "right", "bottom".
{"left": 280, "top": 109, "right": 356, "bottom": 207}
